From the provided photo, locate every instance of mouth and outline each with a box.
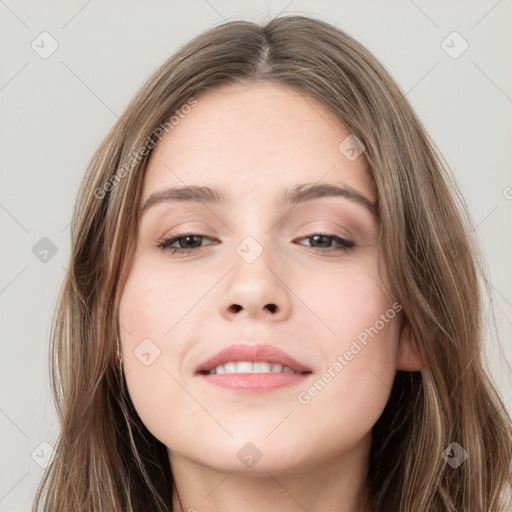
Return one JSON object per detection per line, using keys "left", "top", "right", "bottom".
{"left": 198, "top": 361, "right": 307, "bottom": 375}
{"left": 195, "top": 343, "right": 313, "bottom": 392}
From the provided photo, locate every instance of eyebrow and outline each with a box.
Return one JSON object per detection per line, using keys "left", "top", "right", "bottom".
{"left": 141, "top": 182, "right": 377, "bottom": 217}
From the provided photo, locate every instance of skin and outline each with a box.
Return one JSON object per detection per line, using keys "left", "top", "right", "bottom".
{"left": 118, "top": 81, "right": 422, "bottom": 512}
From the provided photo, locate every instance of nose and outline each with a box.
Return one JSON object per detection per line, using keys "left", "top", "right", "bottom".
{"left": 218, "top": 245, "right": 292, "bottom": 322}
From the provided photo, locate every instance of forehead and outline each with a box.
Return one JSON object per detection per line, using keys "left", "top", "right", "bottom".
{"left": 142, "top": 81, "right": 375, "bottom": 205}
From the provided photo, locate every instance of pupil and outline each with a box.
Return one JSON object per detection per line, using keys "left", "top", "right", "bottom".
{"left": 181, "top": 235, "right": 201, "bottom": 249}
{"left": 312, "top": 235, "right": 330, "bottom": 247}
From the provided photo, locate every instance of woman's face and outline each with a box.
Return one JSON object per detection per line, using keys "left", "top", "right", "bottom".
{"left": 119, "top": 81, "right": 416, "bottom": 475}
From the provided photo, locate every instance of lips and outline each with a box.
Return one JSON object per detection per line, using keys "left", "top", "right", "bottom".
{"left": 195, "top": 343, "right": 312, "bottom": 375}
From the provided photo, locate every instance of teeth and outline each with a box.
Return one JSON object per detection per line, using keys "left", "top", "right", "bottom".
{"left": 253, "top": 362, "right": 271, "bottom": 372}
{"left": 208, "top": 361, "right": 297, "bottom": 375}
{"left": 224, "top": 362, "right": 236, "bottom": 373}
{"left": 236, "top": 361, "right": 253, "bottom": 373}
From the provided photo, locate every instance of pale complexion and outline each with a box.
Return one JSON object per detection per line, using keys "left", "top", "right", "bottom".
{"left": 118, "top": 81, "right": 422, "bottom": 512}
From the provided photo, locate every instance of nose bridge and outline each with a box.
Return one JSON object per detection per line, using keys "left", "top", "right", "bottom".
{"left": 227, "top": 198, "right": 278, "bottom": 264}
{"left": 218, "top": 226, "right": 292, "bottom": 320}
{"left": 231, "top": 231, "right": 277, "bottom": 289}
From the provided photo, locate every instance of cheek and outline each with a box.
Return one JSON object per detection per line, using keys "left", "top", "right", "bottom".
{"left": 298, "top": 260, "right": 398, "bottom": 354}
{"left": 117, "top": 260, "right": 194, "bottom": 439}
{"left": 292, "top": 265, "right": 399, "bottom": 436}
{"left": 118, "top": 256, "right": 210, "bottom": 345}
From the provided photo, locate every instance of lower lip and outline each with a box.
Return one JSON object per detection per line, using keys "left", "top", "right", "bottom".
{"left": 198, "top": 372, "right": 311, "bottom": 391}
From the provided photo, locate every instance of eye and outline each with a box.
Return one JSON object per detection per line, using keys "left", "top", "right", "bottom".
{"left": 157, "top": 231, "right": 355, "bottom": 255}
{"left": 294, "top": 232, "right": 355, "bottom": 252}
{"left": 157, "top": 233, "right": 218, "bottom": 254}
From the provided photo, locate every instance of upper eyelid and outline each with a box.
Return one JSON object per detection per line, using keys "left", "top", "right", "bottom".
{"left": 161, "top": 230, "right": 352, "bottom": 240}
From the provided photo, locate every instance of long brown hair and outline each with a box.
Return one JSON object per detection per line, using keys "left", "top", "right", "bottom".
{"left": 32, "top": 14, "right": 512, "bottom": 511}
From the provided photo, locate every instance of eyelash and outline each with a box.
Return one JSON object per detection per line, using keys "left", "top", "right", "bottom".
{"left": 156, "top": 231, "right": 355, "bottom": 255}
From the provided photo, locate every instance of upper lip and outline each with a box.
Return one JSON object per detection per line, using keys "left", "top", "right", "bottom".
{"left": 196, "top": 343, "right": 312, "bottom": 374}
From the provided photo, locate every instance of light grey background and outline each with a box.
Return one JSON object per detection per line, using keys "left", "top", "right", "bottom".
{"left": 1, "top": 1, "right": 511, "bottom": 510}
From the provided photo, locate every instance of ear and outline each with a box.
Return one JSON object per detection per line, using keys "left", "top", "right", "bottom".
{"left": 396, "top": 321, "right": 424, "bottom": 371}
